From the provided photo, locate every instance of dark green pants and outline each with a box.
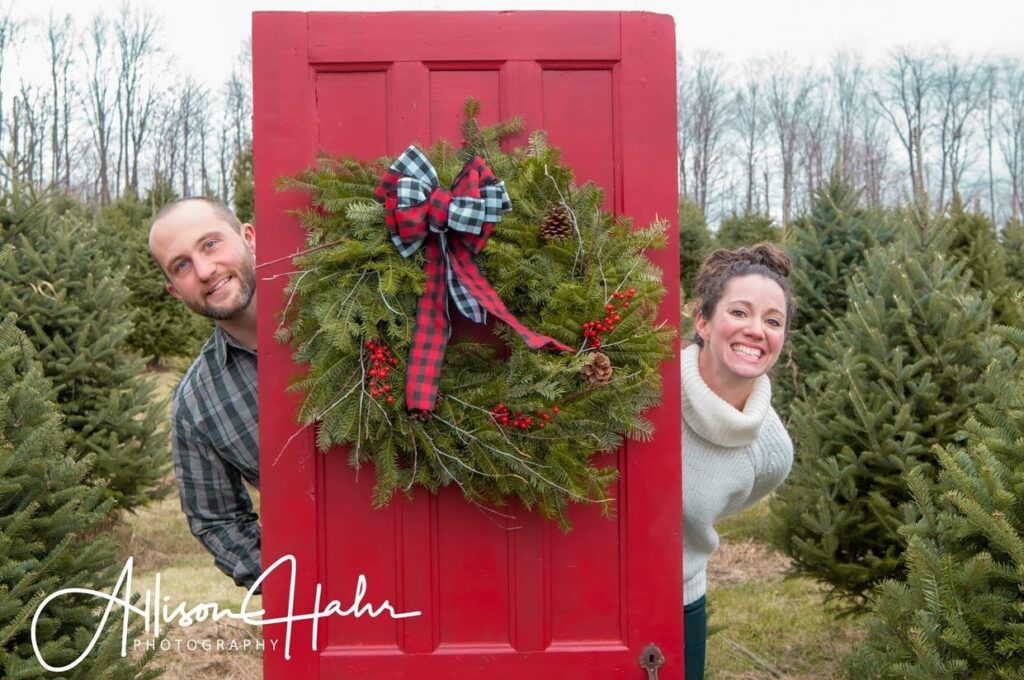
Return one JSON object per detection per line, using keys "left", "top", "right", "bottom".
{"left": 684, "top": 596, "right": 707, "bottom": 680}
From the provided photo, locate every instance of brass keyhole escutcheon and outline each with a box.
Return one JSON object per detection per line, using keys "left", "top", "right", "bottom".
{"left": 639, "top": 643, "right": 665, "bottom": 679}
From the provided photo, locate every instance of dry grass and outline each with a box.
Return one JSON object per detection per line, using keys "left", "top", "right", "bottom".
{"left": 707, "top": 537, "right": 792, "bottom": 588}
{"left": 704, "top": 500, "right": 865, "bottom": 680}
{"left": 108, "top": 363, "right": 265, "bottom": 678}
{"left": 114, "top": 485, "right": 266, "bottom": 678}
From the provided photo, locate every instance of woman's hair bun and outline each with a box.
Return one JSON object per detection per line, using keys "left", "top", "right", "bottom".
{"left": 742, "top": 242, "right": 791, "bottom": 278}
{"left": 694, "top": 242, "right": 790, "bottom": 299}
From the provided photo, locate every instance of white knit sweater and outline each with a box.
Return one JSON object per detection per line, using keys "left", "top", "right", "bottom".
{"left": 681, "top": 343, "right": 793, "bottom": 605}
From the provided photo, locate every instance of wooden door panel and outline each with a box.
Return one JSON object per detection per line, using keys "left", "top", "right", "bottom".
{"left": 428, "top": 68, "right": 502, "bottom": 144}
{"left": 541, "top": 68, "right": 617, "bottom": 209}
{"left": 254, "top": 12, "right": 681, "bottom": 679}
{"left": 316, "top": 70, "right": 390, "bottom": 159}
{"left": 306, "top": 12, "right": 621, "bottom": 62}
{"left": 322, "top": 459, "right": 398, "bottom": 648}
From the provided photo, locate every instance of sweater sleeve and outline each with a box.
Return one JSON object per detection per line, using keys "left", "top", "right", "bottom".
{"left": 741, "top": 410, "right": 794, "bottom": 512}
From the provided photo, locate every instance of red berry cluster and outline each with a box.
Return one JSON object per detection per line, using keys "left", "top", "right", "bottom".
{"left": 581, "top": 288, "right": 636, "bottom": 349}
{"left": 490, "top": 404, "right": 561, "bottom": 430}
{"left": 365, "top": 339, "right": 398, "bottom": 404}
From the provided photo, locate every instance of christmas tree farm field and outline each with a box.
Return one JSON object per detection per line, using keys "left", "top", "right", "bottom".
{"left": 705, "top": 498, "right": 865, "bottom": 679}
{"left": 108, "top": 366, "right": 263, "bottom": 679}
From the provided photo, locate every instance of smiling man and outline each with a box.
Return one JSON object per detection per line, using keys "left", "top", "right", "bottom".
{"left": 148, "top": 197, "right": 261, "bottom": 591}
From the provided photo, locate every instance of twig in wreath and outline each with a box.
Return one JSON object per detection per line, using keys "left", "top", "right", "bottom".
{"left": 374, "top": 269, "right": 404, "bottom": 318}
{"left": 543, "top": 164, "right": 585, "bottom": 273}
{"left": 436, "top": 415, "right": 603, "bottom": 504}
{"left": 255, "top": 238, "right": 346, "bottom": 270}
{"left": 432, "top": 413, "right": 543, "bottom": 471}
{"left": 272, "top": 375, "right": 361, "bottom": 467}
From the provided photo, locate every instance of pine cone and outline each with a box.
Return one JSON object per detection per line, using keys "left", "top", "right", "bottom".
{"left": 540, "top": 204, "right": 572, "bottom": 241}
{"left": 580, "top": 352, "right": 613, "bottom": 385}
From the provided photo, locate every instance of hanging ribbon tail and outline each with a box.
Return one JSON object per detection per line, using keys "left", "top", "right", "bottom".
{"left": 405, "top": 239, "right": 451, "bottom": 412}
{"left": 448, "top": 239, "right": 573, "bottom": 353}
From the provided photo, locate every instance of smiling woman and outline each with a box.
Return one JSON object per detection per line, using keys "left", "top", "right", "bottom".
{"left": 681, "top": 243, "right": 796, "bottom": 680}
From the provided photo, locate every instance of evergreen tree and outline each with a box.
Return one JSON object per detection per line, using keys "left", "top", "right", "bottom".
{"left": 232, "top": 142, "right": 254, "bottom": 224}
{"left": 779, "top": 177, "right": 898, "bottom": 418}
{"left": 1001, "top": 217, "right": 1024, "bottom": 287}
{"left": 847, "top": 324, "right": 1024, "bottom": 678}
{"left": 944, "top": 201, "right": 1020, "bottom": 327}
{"left": 145, "top": 176, "right": 177, "bottom": 217}
{"left": 0, "top": 191, "right": 170, "bottom": 511}
{"left": 771, "top": 213, "right": 1013, "bottom": 610}
{"left": 679, "top": 198, "right": 712, "bottom": 294}
{"left": 679, "top": 198, "right": 712, "bottom": 344}
{"left": 0, "top": 313, "right": 159, "bottom": 678}
{"left": 98, "top": 194, "right": 212, "bottom": 361}
{"left": 714, "top": 211, "right": 780, "bottom": 250}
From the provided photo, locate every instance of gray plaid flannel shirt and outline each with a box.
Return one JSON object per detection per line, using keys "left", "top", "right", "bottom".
{"left": 170, "top": 326, "right": 261, "bottom": 589}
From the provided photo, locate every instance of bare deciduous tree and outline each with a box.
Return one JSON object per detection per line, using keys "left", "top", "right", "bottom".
{"left": 1003, "top": 62, "right": 1024, "bottom": 220}
{"left": 175, "top": 77, "right": 210, "bottom": 196}
{"left": 81, "top": 14, "right": 115, "bottom": 205}
{"left": 860, "top": 109, "right": 890, "bottom": 208}
{"left": 981, "top": 62, "right": 999, "bottom": 221}
{"left": 677, "top": 51, "right": 691, "bottom": 200}
{"left": 935, "top": 50, "right": 981, "bottom": 207}
{"left": 685, "top": 51, "right": 731, "bottom": 217}
{"left": 767, "top": 58, "right": 814, "bottom": 225}
{"left": 149, "top": 87, "right": 180, "bottom": 194}
{"left": 734, "top": 60, "right": 768, "bottom": 214}
{"left": 0, "top": 12, "right": 23, "bottom": 155}
{"left": 830, "top": 52, "right": 866, "bottom": 183}
{"left": 9, "top": 84, "right": 48, "bottom": 184}
{"left": 47, "top": 13, "right": 74, "bottom": 188}
{"left": 114, "top": 4, "right": 159, "bottom": 198}
{"left": 221, "top": 42, "right": 253, "bottom": 205}
{"left": 874, "top": 47, "right": 933, "bottom": 208}
{"left": 798, "top": 77, "right": 832, "bottom": 210}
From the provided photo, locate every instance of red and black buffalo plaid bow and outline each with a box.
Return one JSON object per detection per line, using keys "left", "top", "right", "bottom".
{"left": 375, "top": 145, "right": 572, "bottom": 412}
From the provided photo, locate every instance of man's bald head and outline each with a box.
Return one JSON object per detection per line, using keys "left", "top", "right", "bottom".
{"left": 147, "top": 196, "right": 256, "bottom": 322}
{"left": 148, "top": 198, "right": 244, "bottom": 277}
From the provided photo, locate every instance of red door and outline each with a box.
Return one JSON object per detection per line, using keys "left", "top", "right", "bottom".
{"left": 253, "top": 12, "right": 681, "bottom": 679}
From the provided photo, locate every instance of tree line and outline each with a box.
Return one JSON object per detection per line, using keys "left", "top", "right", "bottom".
{"left": 5, "top": 5, "right": 1021, "bottom": 233}
{"left": 0, "top": 5, "right": 251, "bottom": 210}
{"left": 678, "top": 48, "right": 1024, "bottom": 228}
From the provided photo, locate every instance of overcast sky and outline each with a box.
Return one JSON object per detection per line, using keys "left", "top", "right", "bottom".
{"left": 5, "top": 0, "right": 1024, "bottom": 93}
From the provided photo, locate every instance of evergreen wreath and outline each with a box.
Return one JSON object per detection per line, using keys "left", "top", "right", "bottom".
{"left": 278, "top": 100, "right": 674, "bottom": 529}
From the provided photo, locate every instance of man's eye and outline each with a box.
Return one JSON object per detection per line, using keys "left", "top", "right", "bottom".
{"left": 205, "top": 240, "right": 217, "bottom": 249}
{"left": 174, "top": 260, "right": 189, "bottom": 273}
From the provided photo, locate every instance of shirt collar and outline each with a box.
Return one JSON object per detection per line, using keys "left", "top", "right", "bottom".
{"left": 213, "top": 325, "right": 256, "bottom": 368}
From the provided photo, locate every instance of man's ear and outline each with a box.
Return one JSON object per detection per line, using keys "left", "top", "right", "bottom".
{"left": 166, "top": 281, "right": 182, "bottom": 300}
{"left": 241, "top": 223, "right": 256, "bottom": 254}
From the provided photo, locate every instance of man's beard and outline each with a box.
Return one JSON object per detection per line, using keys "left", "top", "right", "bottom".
{"left": 187, "top": 257, "right": 257, "bottom": 321}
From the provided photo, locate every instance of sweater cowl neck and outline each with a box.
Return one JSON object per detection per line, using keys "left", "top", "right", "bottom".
{"left": 681, "top": 343, "right": 772, "bottom": 447}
